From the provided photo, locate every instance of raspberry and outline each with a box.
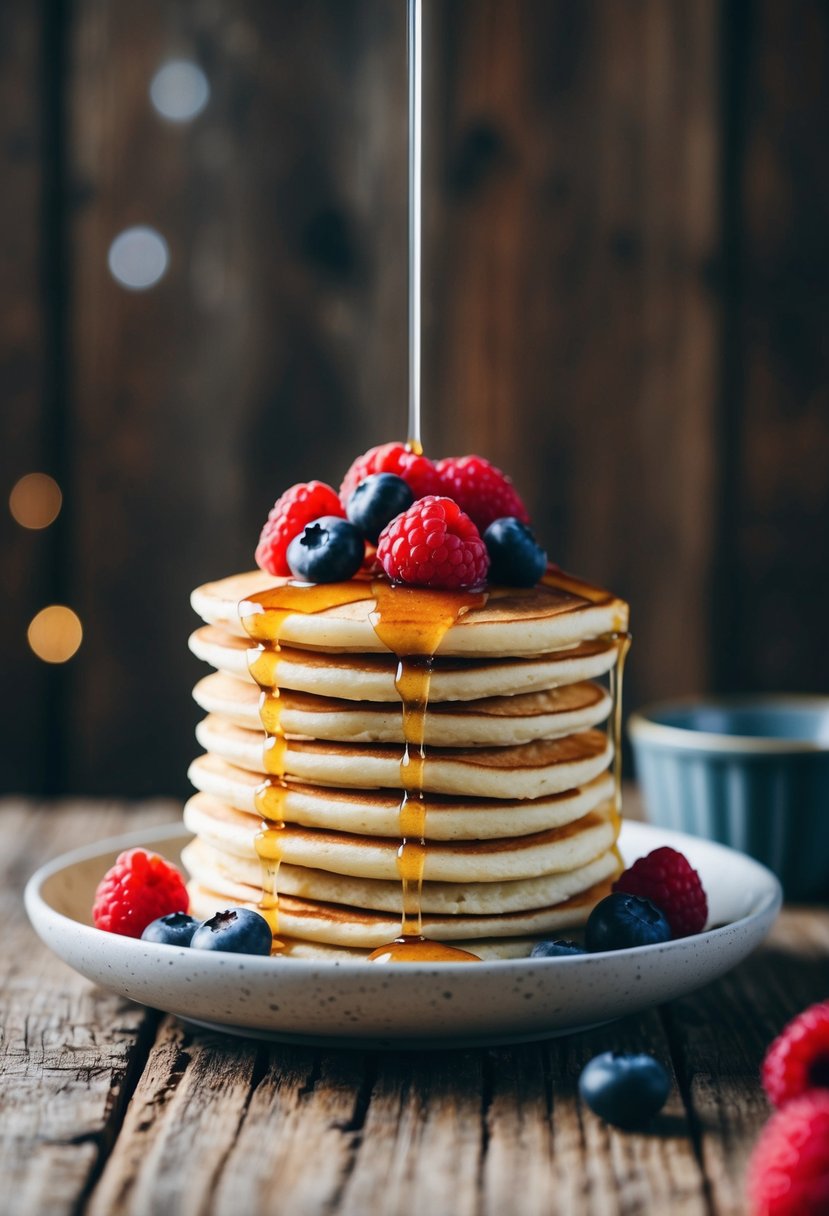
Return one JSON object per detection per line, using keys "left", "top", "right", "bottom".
{"left": 746, "top": 1092, "right": 829, "bottom": 1216}
{"left": 92, "top": 848, "right": 189, "bottom": 938}
{"left": 255, "top": 481, "right": 344, "bottom": 577}
{"left": 339, "top": 443, "right": 443, "bottom": 506}
{"left": 613, "top": 846, "right": 707, "bottom": 938}
{"left": 763, "top": 1001, "right": 829, "bottom": 1108}
{"left": 376, "top": 495, "right": 489, "bottom": 590}
{"left": 436, "top": 455, "right": 530, "bottom": 532}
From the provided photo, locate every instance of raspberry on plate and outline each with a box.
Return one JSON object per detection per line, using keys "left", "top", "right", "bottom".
{"left": 436, "top": 455, "right": 530, "bottom": 532}
{"left": 92, "top": 848, "right": 189, "bottom": 938}
{"left": 339, "top": 442, "right": 443, "bottom": 506}
{"left": 613, "top": 846, "right": 708, "bottom": 938}
{"left": 763, "top": 1000, "right": 829, "bottom": 1108}
{"left": 746, "top": 1092, "right": 829, "bottom": 1216}
{"left": 255, "top": 481, "right": 344, "bottom": 577}
{"left": 376, "top": 495, "right": 489, "bottom": 590}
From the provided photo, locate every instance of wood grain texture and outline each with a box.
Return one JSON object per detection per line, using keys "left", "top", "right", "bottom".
{"left": 4, "top": 798, "right": 829, "bottom": 1216}
{"left": 716, "top": 0, "right": 829, "bottom": 695}
{"left": 428, "top": 0, "right": 721, "bottom": 716}
{"left": 0, "top": 800, "right": 173, "bottom": 1216}
{"left": 0, "top": 2, "right": 52, "bottom": 792}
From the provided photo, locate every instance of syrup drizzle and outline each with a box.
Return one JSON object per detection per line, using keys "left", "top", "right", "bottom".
{"left": 607, "top": 631, "right": 632, "bottom": 831}
{"left": 240, "top": 579, "right": 374, "bottom": 945}
{"left": 366, "top": 580, "right": 486, "bottom": 963}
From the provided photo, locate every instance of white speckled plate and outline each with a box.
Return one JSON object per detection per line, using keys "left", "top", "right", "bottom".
{"left": 25, "top": 821, "right": 781, "bottom": 1048}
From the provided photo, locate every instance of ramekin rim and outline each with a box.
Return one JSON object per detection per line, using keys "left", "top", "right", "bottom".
{"left": 628, "top": 694, "right": 829, "bottom": 754}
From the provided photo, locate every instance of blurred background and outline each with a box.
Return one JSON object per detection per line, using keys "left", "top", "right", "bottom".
{"left": 2, "top": 0, "right": 828, "bottom": 799}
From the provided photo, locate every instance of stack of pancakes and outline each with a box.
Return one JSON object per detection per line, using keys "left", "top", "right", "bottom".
{"left": 184, "top": 569, "right": 629, "bottom": 959}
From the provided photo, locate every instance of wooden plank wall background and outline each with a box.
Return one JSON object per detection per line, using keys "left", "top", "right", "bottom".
{"left": 2, "top": 0, "right": 828, "bottom": 798}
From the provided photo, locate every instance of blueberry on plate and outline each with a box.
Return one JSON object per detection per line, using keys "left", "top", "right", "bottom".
{"left": 347, "top": 473, "right": 414, "bottom": 544}
{"left": 483, "top": 517, "right": 547, "bottom": 587}
{"left": 530, "top": 939, "right": 585, "bottom": 959}
{"left": 585, "top": 892, "right": 671, "bottom": 952}
{"left": 141, "top": 912, "right": 200, "bottom": 947}
{"left": 579, "top": 1051, "right": 670, "bottom": 1129}
{"left": 190, "top": 909, "right": 273, "bottom": 956}
{"left": 286, "top": 516, "right": 365, "bottom": 583}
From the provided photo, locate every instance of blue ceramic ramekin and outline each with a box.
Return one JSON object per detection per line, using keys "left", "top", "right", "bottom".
{"left": 629, "top": 697, "right": 829, "bottom": 902}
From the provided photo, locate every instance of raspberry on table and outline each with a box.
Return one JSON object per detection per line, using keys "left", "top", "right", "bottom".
{"left": 763, "top": 1000, "right": 829, "bottom": 1108}
{"left": 436, "top": 455, "right": 530, "bottom": 532}
{"left": 613, "top": 846, "right": 708, "bottom": 938}
{"left": 339, "top": 442, "right": 443, "bottom": 506}
{"left": 746, "top": 1092, "right": 829, "bottom": 1216}
{"left": 92, "top": 848, "right": 189, "bottom": 938}
{"left": 376, "top": 495, "right": 490, "bottom": 590}
{"left": 255, "top": 481, "right": 344, "bottom": 577}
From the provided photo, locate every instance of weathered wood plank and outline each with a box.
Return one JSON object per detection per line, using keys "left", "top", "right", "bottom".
{"left": 0, "top": 2, "right": 52, "bottom": 792}
{"left": 715, "top": 0, "right": 829, "bottom": 695}
{"left": 428, "top": 0, "right": 721, "bottom": 714}
{"left": 65, "top": 0, "right": 408, "bottom": 797}
{"left": 0, "top": 801, "right": 173, "bottom": 1216}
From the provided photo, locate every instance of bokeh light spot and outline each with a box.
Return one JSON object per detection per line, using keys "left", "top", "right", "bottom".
{"left": 108, "top": 226, "right": 169, "bottom": 290}
{"left": 150, "top": 60, "right": 210, "bottom": 122}
{"left": 28, "top": 606, "right": 83, "bottom": 664}
{"left": 9, "top": 473, "right": 62, "bottom": 530}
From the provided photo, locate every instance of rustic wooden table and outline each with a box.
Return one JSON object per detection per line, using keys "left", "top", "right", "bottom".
{"left": 2, "top": 797, "right": 828, "bottom": 1216}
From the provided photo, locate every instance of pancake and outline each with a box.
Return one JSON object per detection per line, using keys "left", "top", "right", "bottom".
{"left": 183, "top": 793, "right": 620, "bottom": 883}
{"left": 191, "top": 569, "right": 629, "bottom": 656}
{"left": 189, "top": 627, "right": 622, "bottom": 701}
{"left": 195, "top": 717, "right": 613, "bottom": 799}
{"left": 187, "top": 754, "right": 615, "bottom": 839}
{"left": 185, "top": 872, "right": 616, "bottom": 949}
{"left": 192, "top": 671, "right": 612, "bottom": 746}
{"left": 182, "top": 835, "right": 620, "bottom": 915}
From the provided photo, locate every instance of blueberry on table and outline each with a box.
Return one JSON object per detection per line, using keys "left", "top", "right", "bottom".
{"left": 286, "top": 516, "right": 365, "bottom": 583}
{"left": 140, "top": 912, "right": 200, "bottom": 947}
{"left": 347, "top": 473, "right": 414, "bottom": 544}
{"left": 530, "top": 939, "right": 585, "bottom": 958}
{"left": 585, "top": 892, "right": 671, "bottom": 952}
{"left": 483, "top": 517, "right": 547, "bottom": 587}
{"left": 579, "top": 1051, "right": 671, "bottom": 1129}
{"left": 190, "top": 909, "right": 273, "bottom": 956}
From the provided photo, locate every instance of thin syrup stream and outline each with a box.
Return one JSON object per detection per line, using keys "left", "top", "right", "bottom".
{"left": 407, "top": 0, "right": 422, "bottom": 454}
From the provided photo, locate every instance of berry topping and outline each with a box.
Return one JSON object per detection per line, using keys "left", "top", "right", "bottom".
{"left": 376, "top": 495, "right": 490, "bottom": 590}
{"left": 763, "top": 1001, "right": 829, "bottom": 1109}
{"left": 746, "top": 1092, "right": 829, "bottom": 1216}
{"left": 340, "top": 442, "right": 443, "bottom": 506}
{"left": 530, "top": 938, "right": 585, "bottom": 959}
{"left": 585, "top": 892, "right": 671, "bottom": 952}
{"left": 579, "top": 1052, "right": 671, "bottom": 1130}
{"left": 255, "top": 481, "right": 344, "bottom": 577}
{"left": 141, "top": 911, "right": 200, "bottom": 947}
{"left": 484, "top": 517, "right": 547, "bottom": 587}
{"left": 346, "top": 473, "right": 414, "bottom": 543}
{"left": 286, "top": 516, "right": 365, "bottom": 583}
{"left": 190, "top": 908, "right": 273, "bottom": 955}
{"left": 613, "top": 846, "right": 708, "bottom": 938}
{"left": 436, "top": 455, "right": 530, "bottom": 532}
{"left": 92, "top": 849, "right": 189, "bottom": 938}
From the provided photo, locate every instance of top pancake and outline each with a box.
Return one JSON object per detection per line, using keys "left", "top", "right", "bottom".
{"left": 191, "top": 569, "right": 629, "bottom": 657}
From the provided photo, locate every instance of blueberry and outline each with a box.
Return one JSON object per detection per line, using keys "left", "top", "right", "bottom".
{"left": 347, "top": 473, "right": 414, "bottom": 544}
{"left": 483, "top": 517, "right": 547, "bottom": 586}
{"left": 190, "top": 908, "right": 273, "bottom": 956}
{"left": 530, "top": 938, "right": 585, "bottom": 959}
{"left": 141, "top": 912, "right": 200, "bottom": 947}
{"left": 579, "top": 1051, "right": 670, "bottom": 1129}
{"left": 585, "top": 892, "right": 671, "bottom": 952}
{"left": 286, "top": 516, "right": 365, "bottom": 583}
